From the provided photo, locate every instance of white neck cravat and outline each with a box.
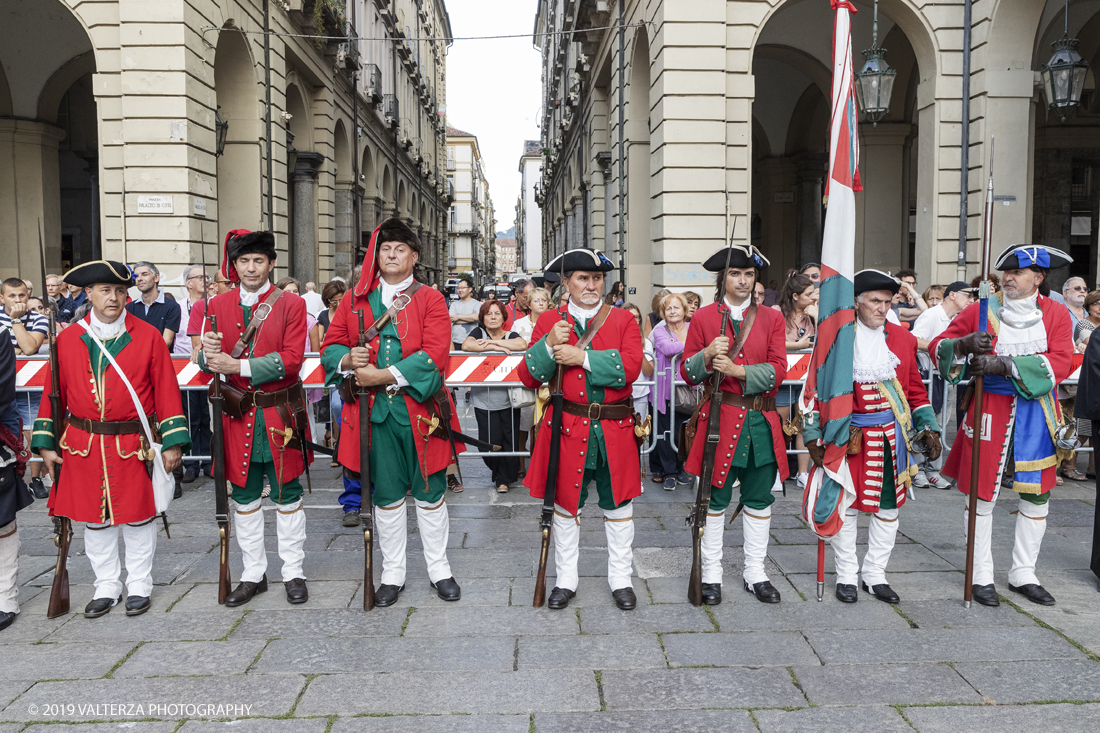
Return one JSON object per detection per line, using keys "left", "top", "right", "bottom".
{"left": 90, "top": 309, "right": 126, "bottom": 340}
{"left": 380, "top": 275, "right": 415, "bottom": 308}
{"left": 239, "top": 281, "right": 271, "bottom": 307}
{"left": 853, "top": 317, "right": 899, "bottom": 384}
{"left": 568, "top": 298, "right": 601, "bottom": 326}
{"left": 725, "top": 296, "right": 750, "bottom": 321}
{"left": 996, "top": 289, "right": 1048, "bottom": 357}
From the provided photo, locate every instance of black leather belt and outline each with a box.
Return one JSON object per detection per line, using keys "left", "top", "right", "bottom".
{"left": 67, "top": 416, "right": 146, "bottom": 435}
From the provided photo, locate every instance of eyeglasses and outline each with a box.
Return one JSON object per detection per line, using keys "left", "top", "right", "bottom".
{"left": 187, "top": 275, "right": 209, "bottom": 282}
{"left": 1070, "top": 286, "right": 1088, "bottom": 292}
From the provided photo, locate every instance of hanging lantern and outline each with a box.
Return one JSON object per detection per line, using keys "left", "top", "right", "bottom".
{"left": 854, "top": 0, "right": 896, "bottom": 126}
{"left": 1040, "top": 3, "right": 1089, "bottom": 122}
{"left": 214, "top": 107, "right": 229, "bottom": 158}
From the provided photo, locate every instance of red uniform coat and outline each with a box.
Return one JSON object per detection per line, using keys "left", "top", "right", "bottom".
{"left": 681, "top": 303, "right": 790, "bottom": 487}
{"left": 520, "top": 307, "right": 643, "bottom": 515}
{"left": 847, "top": 323, "right": 931, "bottom": 512}
{"left": 206, "top": 287, "right": 312, "bottom": 487}
{"left": 321, "top": 284, "right": 462, "bottom": 479}
{"left": 929, "top": 295, "right": 1073, "bottom": 501}
{"left": 36, "top": 315, "right": 187, "bottom": 525}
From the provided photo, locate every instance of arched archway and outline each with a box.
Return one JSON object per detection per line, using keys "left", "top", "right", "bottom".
{"left": 626, "top": 29, "right": 652, "bottom": 289}
{"left": 333, "top": 119, "right": 355, "bottom": 276}
{"left": 215, "top": 27, "right": 261, "bottom": 239}
{"left": 397, "top": 180, "right": 407, "bottom": 220}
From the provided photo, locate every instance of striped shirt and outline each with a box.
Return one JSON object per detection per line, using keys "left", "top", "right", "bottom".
{"left": 0, "top": 306, "right": 48, "bottom": 352}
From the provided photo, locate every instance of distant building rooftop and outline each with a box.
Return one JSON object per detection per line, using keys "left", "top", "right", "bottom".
{"left": 522, "top": 140, "right": 541, "bottom": 156}
{"left": 446, "top": 125, "right": 475, "bottom": 138}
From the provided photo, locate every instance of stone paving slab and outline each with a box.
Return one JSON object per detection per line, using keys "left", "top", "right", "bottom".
{"left": 902, "top": 701, "right": 1100, "bottom": 731}
{"left": 510, "top": 577, "right": 653, "bottom": 607}
{"left": 43, "top": 610, "right": 242, "bottom": 643}
{"left": 794, "top": 662, "right": 983, "bottom": 705}
{"left": 0, "top": 641, "right": 136, "bottom": 681}
{"left": 953, "top": 660, "right": 1100, "bottom": 703}
{"left": 578, "top": 604, "right": 715, "bottom": 634}
{"left": 179, "top": 720, "right": 329, "bottom": 732}
{"left": 24, "top": 724, "right": 178, "bottom": 733}
{"left": 710, "top": 596, "right": 910, "bottom": 631}
{"left": 630, "top": 546, "right": 784, "bottom": 583}
{"left": 28, "top": 553, "right": 205, "bottom": 587}
{"left": 804, "top": 627, "right": 1087, "bottom": 664}
{"left": 230, "top": 609, "right": 408, "bottom": 639}
{"left": 645, "top": 576, "right": 776, "bottom": 605}
{"left": 0, "top": 681, "right": 33, "bottom": 715}
{"left": 170, "top": 580, "right": 360, "bottom": 612}
{"left": 786, "top": 571, "right": 966, "bottom": 601}
{"left": 15, "top": 583, "right": 194, "bottom": 618}
{"left": 898, "top": 599, "right": 1036, "bottom": 628}
{"left": 114, "top": 639, "right": 269, "bottom": 677}
{"left": 0, "top": 610, "right": 75, "bottom": 645}
{"left": 600, "top": 667, "right": 806, "bottom": 710}
{"left": 3, "top": 675, "right": 306, "bottom": 722}
{"left": 768, "top": 543, "right": 957, "bottom": 575}
{"left": 518, "top": 633, "right": 666, "bottom": 670}
{"left": 534, "top": 710, "right": 755, "bottom": 732}
{"left": 296, "top": 670, "right": 600, "bottom": 715}
{"left": 753, "top": 705, "right": 914, "bottom": 733}
{"left": 330, "top": 716, "right": 531, "bottom": 733}
{"left": 662, "top": 630, "right": 821, "bottom": 668}
{"left": 350, "top": 577, "right": 514, "bottom": 608}
{"left": 403, "top": 606, "right": 580, "bottom": 637}
{"left": 254, "top": 635, "right": 516, "bottom": 673}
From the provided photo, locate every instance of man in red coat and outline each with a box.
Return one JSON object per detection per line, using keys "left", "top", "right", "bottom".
{"left": 929, "top": 244, "right": 1074, "bottom": 607}
{"left": 805, "top": 270, "right": 941, "bottom": 604}
{"left": 321, "top": 219, "right": 464, "bottom": 607}
{"left": 519, "top": 248, "right": 643, "bottom": 610}
{"left": 201, "top": 231, "right": 312, "bottom": 607}
{"left": 34, "top": 261, "right": 189, "bottom": 618}
{"left": 681, "top": 244, "right": 788, "bottom": 604}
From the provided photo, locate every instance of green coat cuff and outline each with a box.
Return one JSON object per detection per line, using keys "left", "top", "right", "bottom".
{"left": 158, "top": 414, "right": 192, "bottom": 452}
{"left": 1010, "top": 355, "right": 1055, "bottom": 400}
{"left": 802, "top": 411, "right": 823, "bottom": 443}
{"left": 392, "top": 350, "right": 443, "bottom": 402}
{"left": 248, "top": 353, "right": 286, "bottom": 385}
{"left": 743, "top": 364, "right": 777, "bottom": 395}
{"left": 30, "top": 417, "right": 56, "bottom": 454}
{"left": 587, "top": 349, "right": 627, "bottom": 389}
{"left": 684, "top": 350, "right": 711, "bottom": 385}
{"left": 912, "top": 404, "right": 941, "bottom": 434}
{"left": 523, "top": 336, "right": 557, "bottom": 383}
{"left": 321, "top": 344, "right": 351, "bottom": 387}
{"left": 935, "top": 339, "right": 967, "bottom": 383}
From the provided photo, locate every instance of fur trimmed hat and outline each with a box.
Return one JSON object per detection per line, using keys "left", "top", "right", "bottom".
{"left": 375, "top": 218, "right": 421, "bottom": 254}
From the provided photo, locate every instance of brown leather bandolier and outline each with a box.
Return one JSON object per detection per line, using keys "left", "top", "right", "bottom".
{"left": 338, "top": 282, "right": 424, "bottom": 404}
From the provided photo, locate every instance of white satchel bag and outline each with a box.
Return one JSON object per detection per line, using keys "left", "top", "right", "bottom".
{"left": 78, "top": 321, "right": 175, "bottom": 513}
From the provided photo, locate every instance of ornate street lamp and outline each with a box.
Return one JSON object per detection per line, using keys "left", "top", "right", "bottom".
{"left": 1041, "top": 0, "right": 1089, "bottom": 122}
{"left": 854, "top": 0, "right": 897, "bottom": 126}
{"left": 214, "top": 106, "right": 229, "bottom": 157}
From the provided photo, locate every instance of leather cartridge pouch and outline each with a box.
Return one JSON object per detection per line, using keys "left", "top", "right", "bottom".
{"left": 218, "top": 379, "right": 253, "bottom": 420}
{"left": 846, "top": 425, "right": 863, "bottom": 455}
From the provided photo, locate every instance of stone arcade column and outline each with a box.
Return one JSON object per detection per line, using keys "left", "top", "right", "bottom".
{"left": 334, "top": 186, "right": 354, "bottom": 278}
{"left": 292, "top": 151, "right": 323, "bottom": 283}
{"left": 796, "top": 155, "right": 827, "bottom": 268}
{"left": 858, "top": 123, "right": 911, "bottom": 272}
{"left": 0, "top": 120, "right": 66, "bottom": 281}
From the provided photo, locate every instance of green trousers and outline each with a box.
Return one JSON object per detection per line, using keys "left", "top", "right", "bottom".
{"left": 231, "top": 462, "right": 303, "bottom": 505}
{"left": 369, "top": 413, "right": 446, "bottom": 506}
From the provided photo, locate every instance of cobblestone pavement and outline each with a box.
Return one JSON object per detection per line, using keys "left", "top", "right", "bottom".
{"left": 3, "top": 422, "right": 1100, "bottom": 731}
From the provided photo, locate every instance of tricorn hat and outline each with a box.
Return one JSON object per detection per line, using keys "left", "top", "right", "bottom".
{"left": 854, "top": 269, "right": 901, "bottom": 297}
{"left": 703, "top": 244, "right": 770, "bottom": 272}
{"left": 994, "top": 244, "right": 1072, "bottom": 272}
{"left": 63, "top": 260, "right": 135, "bottom": 288}
{"left": 544, "top": 248, "right": 615, "bottom": 276}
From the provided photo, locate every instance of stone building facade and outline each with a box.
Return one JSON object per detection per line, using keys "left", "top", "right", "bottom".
{"left": 446, "top": 125, "right": 496, "bottom": 285}
{"left": 0, "top": 0, "right": 454, "bottom": 288}
{"left": 495, "top": 237, "right": 517, "bottom": 279}
{"left": 515, "top": 138, "right": 543, "bottom": 274}
{"left": 533, "top": 0, "right": 1100, "bottom": 300}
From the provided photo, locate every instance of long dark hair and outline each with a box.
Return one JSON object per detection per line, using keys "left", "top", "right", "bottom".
{"left": 779, "top": 273, "right": 814, "bottom": 324}
{"left": 713, "top": 267, "right": 760, "bottom": 303}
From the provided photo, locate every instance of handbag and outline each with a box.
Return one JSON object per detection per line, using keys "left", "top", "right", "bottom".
{"left": 510, "top": 386, "right": 536, "bottom": 409}
{"left": 78, "top": 322, "right": 175, "bottom": 513}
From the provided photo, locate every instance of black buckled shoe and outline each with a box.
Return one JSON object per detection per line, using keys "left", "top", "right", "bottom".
{"left": 125, "top": 595, "right": 151, "bottom": 616}
{"left": 972, "top": 583, "right": 1000, "bottom": 607}
{"left": 84, "top": 595, "right": 121, "bottom": 619}
{"left": 375, "top": 583, "right": 405, "bottom": 607}
{"left": 547, "top": 587, "right": 576, "bottom": 609}
{"left": 285, "top": 578, "right": 308, "bottom": 604}
{"left": 1008, "top": 582, "right": 1055, "bottom": 606}
{"left": 861, "top": 581, "right": 900, "bottom": 604}
{"left": 612, "top": 587, "right": 637, "bottom": 610}
{"left": 700, "top": 583, "right": 722, "bottom": 605}
{"left": 431, "top": 577, "right": 461, "bottom": 602}
{"left": 744, "top": 579, "right": 781, "bottom": 603}
{"left": 225, "top": 576, "right": 268, "bottom": 608}
{"left": 0, "top": 610, "right": 16, "bottom": 631}
{"left": 835, "top": 584, "right": 858, "bottom": 603}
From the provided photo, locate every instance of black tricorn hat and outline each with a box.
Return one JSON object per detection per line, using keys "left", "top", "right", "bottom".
{"left": 63, "top": 260, "right": 135, "bottom": 288}
{"left": 375, "top": 217, "right": 421, "bottom": 254}
{"left": 854, "top": 269, "right": 901, "bottom": 296}
{"left": 545, "top": 248, "right": 615, "bottom": 275}
{"left": 994, "top": 244, "right": 1071, "bottom": 272}
{"left": 703, "top": 244, "right": 770, "bottom": 272}
{"left": 227, "top": 231, "right": 277, "bottom": 263}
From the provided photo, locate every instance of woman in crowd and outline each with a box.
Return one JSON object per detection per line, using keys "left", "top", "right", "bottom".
{"left": 624, "top": 303, "right": 655, "bottom": 485}
{"left": 461, "top": 300, "right": 528, "bottom": 493}
{"left": 1075, "top": 291, "right": 1100, "bottom": 479}
{"left": 775, "top": 273, "right": 816, "bottom": 488}
{"left": 800, "top": 262, "right": 821, "bottom": 287}
{"left": 644, "top": 288, "right": 671, "bottom": 339}
{"left": 605, "top": 281, "right": 625, "bottom": 307}
{"left": 512, "top": 287, "right": 552, "bottom": 477}
{"left": 922, "top": 285, "right": 944, "bottom": 308}
{"left": 651, "top": 292, "right": 694, "bottom": 490}
{"left": 683, "top": 291, "right": 701, "bottom": 320}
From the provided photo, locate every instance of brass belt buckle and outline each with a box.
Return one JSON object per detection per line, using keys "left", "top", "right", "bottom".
{"left": 587, "top": 402, "right": 603, "bottom": 420}
{"left": 752, "top": 395, "right": 763, "bottom": 411}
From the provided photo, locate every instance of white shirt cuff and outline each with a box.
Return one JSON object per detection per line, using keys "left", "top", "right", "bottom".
{"left": 388, "top": 365, "right": 409, "bottom": 388}
{"left": 239, "top": 358, "right": 252, "bottom": 378}
{"left": 583, "top": 353, "right": 592, "bottom": 372}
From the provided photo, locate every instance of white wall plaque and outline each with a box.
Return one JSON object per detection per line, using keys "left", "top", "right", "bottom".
{"left": 193, "top": 197, "right": 207, "bottom": 217}
{"left": 137, "top": 195, "right": 173, "bottom": 214}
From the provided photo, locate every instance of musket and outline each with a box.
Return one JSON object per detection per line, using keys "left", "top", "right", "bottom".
{"left": 964, "top": 137, "right": 996, "bottom": 609}
{"left": 357, "top": 308, "right": 375, "bottom": 611}
{"left": 533, "top": 287, "right": 570, "bottom": 607}
{"left": 38, "top": 222, "right": 72, "bottom": 618}
{"left": 205, "top": 241, "right": 232, "bottom": 604}
{"left": 688, "top": 219, "right": 739, "bottom": 606}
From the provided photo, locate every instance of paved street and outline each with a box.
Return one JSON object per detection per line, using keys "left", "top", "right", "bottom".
{"left": 3, "top": 409, "right": 1100, "bottom": 731}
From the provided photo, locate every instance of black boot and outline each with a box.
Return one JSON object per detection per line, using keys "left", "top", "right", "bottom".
{"left": 547, "top": 587, "right": 575, "bottom": 609}
{"left": 700, "top": 583, "right": 722, "bottom": 605}
{"left": 225, "top": 576, "right": 268, "bottom": 607}
{"left": 284, "top": 578, "right": 308, "bottom": 604}
{"left": 611, "top": 587, "right": 637, "bottom": 610}
{"left": 430, "top": 577, "right": 461, "bottom": 602}
{"left": 835, "top": 584, "right": 858, "bottom": 603}
{"left": 125, "top": 595, "right": 151, "bottom": 616}
{"left": 374, "top": 583, "right": 405, "bottom": 607}
{"left": 971, "top": 583, "right": 1000, "bottom": 607}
